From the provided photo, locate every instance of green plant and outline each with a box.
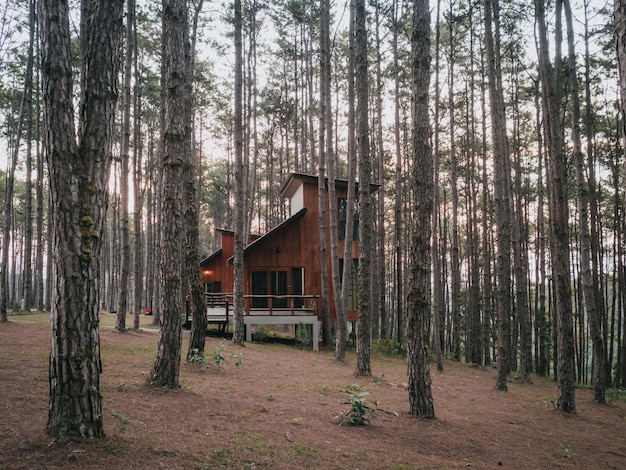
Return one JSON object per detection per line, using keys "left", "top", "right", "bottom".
{"left": 252, "top": 325, "right": 270, "bottom": 342}
{"left": 334, "top": 391, "right": 378, "bottom": 426}
{"left": 189, "top": 348, "right": 208, "bottom": 368}
{"left": 212, "top": 347, "right": 226, "bottom": 367}
{"left": 560, "top": 444, "right": 577, "bottom": 460}
{"left": 295, "top": 322, "right": 311, "bottom": 349}
{"left": 376, "top": 339, "right": 406, "bottom": 356}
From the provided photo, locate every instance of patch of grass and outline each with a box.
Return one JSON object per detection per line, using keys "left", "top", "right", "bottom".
{"left": 231, "top": 429, "right": 270, "bottom": 454}
{"left": 287, "top": 441, "right": 319, "bottom": 460}
{"left": 100, "top": 443, "right": 120, "bottom": 455}
{"left": 115, "top": 344, "right": 156, "bottom": 356}
{"left": 111, "top": 410, "right": 129, "bottom": 432}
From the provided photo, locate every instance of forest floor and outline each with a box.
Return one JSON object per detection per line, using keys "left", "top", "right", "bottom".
{"left": 1, "top": 312, "right": 626, "bottom": 469}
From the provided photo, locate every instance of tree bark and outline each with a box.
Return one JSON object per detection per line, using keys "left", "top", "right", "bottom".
{"left": 484, "top": 0, "right": 512, "bottom": 391}
{"left": 355, "top": 0, "right": 372, "bottom": 376}
{"left": 117, "top": 0, "right": 135, "bottom": 332}
{"left": 431, "top": 0, "right": 444, "bottom": 370}
{"left": 565, "top": 0, "right": 606, "bottom": 402}
{"left": 536, "top": 0, "right": 576, "bottom": 413}
{"left": 187, "top": 0, "right": 208, "bottom": 358}
{"left": 319, "top": 0, "right": 338, "bottom": 352}
{"left": 41, "top": 0, "right": 123, "bottom": 437}
{"left": 406, "top": 0, "right": 435, "bottom": 419}
{"left": 150, "top": 0, "right": 192, "bottom": 387}
{"left": 232, "top": 0, "right": 246, "bottom": 345}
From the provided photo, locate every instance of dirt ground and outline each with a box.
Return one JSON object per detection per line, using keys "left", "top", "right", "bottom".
{"left": 1, "top": 316, "right": 626, "bottom": 469}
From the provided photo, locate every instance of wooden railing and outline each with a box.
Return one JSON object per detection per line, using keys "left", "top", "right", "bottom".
{"left": 205, "top": 293, "right": 318, "bottom": 316}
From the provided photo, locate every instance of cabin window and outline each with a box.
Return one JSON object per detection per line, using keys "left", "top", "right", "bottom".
{"left": 251, "top": 270, "right": 289, "bottom": 308}
{"left": 205, "top": 282, "right": 221, "bottom": 293}
{"left": 338, "top": 198, "right": 359, "bottom": 241}
{"left": 251, "top": 271, "right": 268, "bottom": 308}
{"left": 339, "top": 259, "right": 359, "bottom": 311}
{"left": 292, "top": 267, "right": 304, "bottom": 308}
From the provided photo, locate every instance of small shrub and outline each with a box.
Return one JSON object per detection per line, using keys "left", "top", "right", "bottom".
{"left": 252, "top": 325, "right": 270, "bottom": 342}
{"left": 334, "top": 391, "right": 378, "bottom": 426}
{"left": 295, "top": 323, "right": 311, "bottom": 349}
{"left": 189, "top": 349, "right": 208, "bottom": 369}
{"left": 212, "top": 347, "right": 226, "bottom": 367}
{"left": 376, "top": 339, "right": 406, "bottom": 356}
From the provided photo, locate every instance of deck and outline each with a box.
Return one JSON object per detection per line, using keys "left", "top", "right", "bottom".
{"left": 201, "top": 293, "right": 321, "bottom": 350}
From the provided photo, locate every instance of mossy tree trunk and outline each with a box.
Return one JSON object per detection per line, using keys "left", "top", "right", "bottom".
{"left": 41, "top": 0, "right": 124, "bottom": 437}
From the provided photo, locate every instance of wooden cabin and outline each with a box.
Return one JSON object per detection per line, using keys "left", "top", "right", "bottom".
{"left": 199, "top": 173, "right": 378, "bottom": 349}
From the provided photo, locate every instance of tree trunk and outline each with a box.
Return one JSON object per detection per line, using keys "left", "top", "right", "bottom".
{"left": 116, "top": 0, "right": 135, "bottom": 332}
{"left": 565, "top": 0, "right": 606, "bottom": 402}
{"left": 535, "top": 84, "right": 549, "bottom": 376}
{"left": 131, "top": 0, "right": 143, "bottom": 331}
{"left": 355, "top": 0, "right": 372, "bottom": 376}
{"left": 374, "top": 2, "right": 386, "bottom": 341}
{"left": 406, "top": 0, "right": 435, "bottom": 419}
{"left": 186, "top": 0, "right": 208, "bottom": 357}
{"left": 536, "top": 0, "right": 576, "bottom": 413}
{"left": 35, "top": 61, "right": 45, "bottom": 312}
{"left": 319, "top": 0, "right": 337, "bottom": 352}
{"left": 392, "top": 0, "right": 404, "bottom": 346}
{"left": 150, "top": 0, "right": 192, "bottom": 387}
{"left": 232, "top": 0, "right": 246, "bottom": 345}
{"left": 337, "top": 0, "right": 358, "bottom": 359}
{"left": 484, "top": 0, "right": 512, "bottom": 391}
{"left": 41, "top": 0, "right": 123, "bottom": 437}
{"left": 22, "top": 0, "right": 36, "bottom": 312}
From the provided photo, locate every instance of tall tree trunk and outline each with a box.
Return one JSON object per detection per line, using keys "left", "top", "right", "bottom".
{"left": 232, "top": 0, "right": 246, "bottom": 345}
{"left": 536, "top": 0, "right": 576, "bottom": 413}
{"left": 117, "top": 0, "right": 135, "bottom": 332}
{"left": 187, "top": 0, "right": 208, "bottom": 358}
{"left": 41, "top": 0, "right": 123, "bottom": 437}
{"left": 150, "top": 0, "right": 192, "bottom": 387}
{"left": 431, "top": 0, "right": 444, "bottom": 370}
{"left": 131, "top": 0, "right": 143, "bottom": 330}
{"left": 392, "top": 0, "right": 405, "bottom": 346}
{"left": 373, "top": 1, "right": 386, "bottom": 341}
{"left": 448, "top": 2, "right": 462, "bottom": 362}
{"left": 484, "top": 0, "right": 512, "bottom": 391}
{"left": 480, "top": 49, "right": 493, "bottom": 366}
{"left": 355, "top": 0, "right": 372, "bottom": 376}
{"left": 406, "top": 0, "right": 435, "bottom": 419}
{"left": 22, "top": 0, "right": 36, "bottom": 312}
{"left": 319, "top": 0, "right": 338, "bottom": 353}
{"left": 564, "top": 0, "right": 606, "bottom": 402}
{"left": 339, "top": 0, "right": 357, "bottom": 358}
{"left": 535, "top": 83, "right": 549, "bottom": 376}
{"left": 35, "top": 54, "right": 45, "bottom": 312}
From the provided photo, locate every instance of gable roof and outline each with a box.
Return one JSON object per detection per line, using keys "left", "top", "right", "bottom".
{"left": 200, "top": 248, "right": 222, "bottom": 267}
{"left": 280, "top": 172, "right": 380, "bottom": 200}
{"left": 227, "top": 207, "right": 308, "bottom": 263}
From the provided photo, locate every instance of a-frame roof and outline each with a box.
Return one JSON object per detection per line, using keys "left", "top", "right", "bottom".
{"left": 227, "top": 207, "right": 308, "bottom": 263}
{"left": 280, "top": 172, "right": 380, "bottom": 200}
